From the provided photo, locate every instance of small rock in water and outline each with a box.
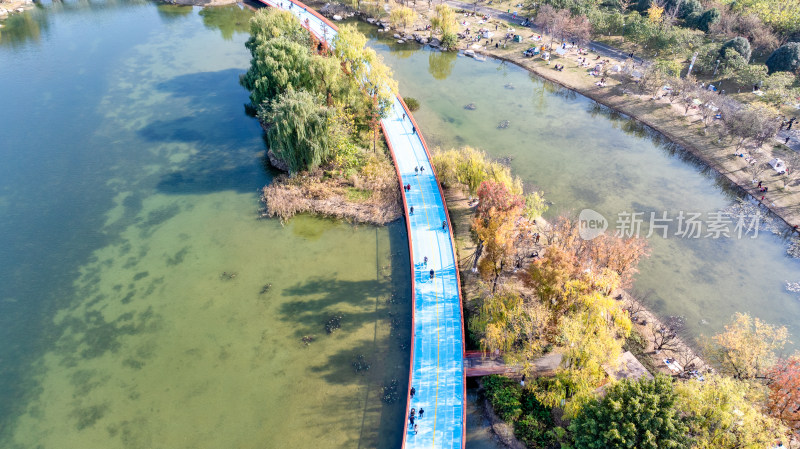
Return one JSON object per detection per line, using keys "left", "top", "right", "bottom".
{"left": 497, "top": 120, "right": 510, "bottom": 129}
{"left": 352, "top": 354, "right": 370, "bottom": 373}
{"left": 325, "top": 314, "right": 344, "bottom": 333}
{"left": 464, "top": 103, "right": 477, "bottom": 110}
{"left": 787, "top": 238, "right": 800, "bottom": 259}
{"left": 382, "top": 378, "right": 400, "bottom": 403}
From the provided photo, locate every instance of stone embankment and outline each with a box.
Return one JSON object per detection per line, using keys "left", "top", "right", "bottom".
{"left": 0, "top": 0, "right": 35, "bottom": 20}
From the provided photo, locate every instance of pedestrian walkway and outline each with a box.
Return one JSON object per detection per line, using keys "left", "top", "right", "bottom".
{"left": 255, "top": 1, "right": 465, "bottom": 447}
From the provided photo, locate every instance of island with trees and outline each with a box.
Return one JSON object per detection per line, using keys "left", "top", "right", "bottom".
{"left": 242, "top": 9, "right": 404, "bottom": 224}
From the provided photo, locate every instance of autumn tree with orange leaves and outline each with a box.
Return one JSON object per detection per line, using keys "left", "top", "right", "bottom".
{"left": 473, "top": 180, "right": 524, "bottom": 293}
{"left": 767, "top": 356, "right": 800, "bottom": 432}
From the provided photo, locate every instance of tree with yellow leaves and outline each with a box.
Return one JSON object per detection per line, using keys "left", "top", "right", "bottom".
{"left": 389, "top": 4, "right": 417, "bottom": 31}
{"left": 647, "top": 3, "right": 664, "bottom": 23}
{"left": 705, "top": 312, "right": 789, "bottom": 380}
{"left": 675, "top": 375, "right": 789, "bottom": 448}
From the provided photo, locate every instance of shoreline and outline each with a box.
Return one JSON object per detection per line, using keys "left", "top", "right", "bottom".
{"left": 329, "top": 3, "right": 800, "bottom": 235}
{"left": 473, "top": 47, "right": 800, "bottom": 232}
{"left": 444, "top": 187, "right": 709, "bottom": 376}
{"left": 0, "top": 0, "right": 35, "bottom": 20}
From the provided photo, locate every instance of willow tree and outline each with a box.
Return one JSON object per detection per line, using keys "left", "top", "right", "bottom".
{"left": 389, "top": 4, "right": 417, "bottom": 31}
{"left": 430, "top": 4, "right": 457, "bottom": 48}
{"left": 265, "top": 90, "right": 332, "bottom": 173}
{"left": 332, "top": 25, "right": 398, "bottom": 146}
{"left": 243, "top": 36, "right": 346, "bottom": 113}
{"left": 245, "top": 8, "right": 311, "bottom": 52}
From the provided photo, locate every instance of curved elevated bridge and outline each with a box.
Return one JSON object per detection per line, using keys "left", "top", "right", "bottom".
{"left": 253, "top": 1, "right": 466, "bottom": 447}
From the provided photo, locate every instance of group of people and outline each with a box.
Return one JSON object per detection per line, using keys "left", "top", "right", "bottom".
{"left": 407, "top": 397, "right": 424, "bottom": 435}
{"left": 553, "top": 63, "right": 564, "bottom": 71}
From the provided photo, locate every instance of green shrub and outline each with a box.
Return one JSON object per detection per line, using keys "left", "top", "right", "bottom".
{"left": 655, "top": 59, "right": 683, "bottom": 77}
{"left": 766, "top": 42, "right": 800, "bottom": 74}
{"left": 684, "top": 11, "right": 701, "bottom": 29}
{"left": 521, "top": 390, "right": 553, "bottom": 423}
{"left": 484, "top": 375, "right": 523, "bottom": 422}
{"left": 697, "top": 8, "right": 719, "bottom": 32}
{"left": 679, "top": 0, "right": 701, "bottom": 18}
{"left": 404, "top": 97, "right": 420, "bottom": 111}
{"left": 440, "top": 32, "right": 458, "bottom": 50}
{"left": 515, "top": 414, "right": 550, "bottom": 447}
{"left": 720, "top": 36, "right": 752, "bottom": 63}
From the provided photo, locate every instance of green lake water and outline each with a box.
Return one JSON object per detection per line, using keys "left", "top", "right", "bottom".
{"left": 0, "top": 4, "right": 410, "bottom": 448}
{"left": 1, "top": 2, "right": 798, "bottom": 448}
{"left": 362, "top": 24, "right": 800, "bottom": 346}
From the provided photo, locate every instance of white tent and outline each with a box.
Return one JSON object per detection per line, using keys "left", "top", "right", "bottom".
{"left": 769, "top": 158, "right": 787, "bottom": 174}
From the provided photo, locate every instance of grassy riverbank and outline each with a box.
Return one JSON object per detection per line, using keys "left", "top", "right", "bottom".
{"left": 474, "top": 39, "right": 800, "bottom": 230}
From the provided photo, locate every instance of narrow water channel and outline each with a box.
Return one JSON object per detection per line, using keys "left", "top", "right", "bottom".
{"left": 363, "top": 23, "right": 800, "bottom": 347}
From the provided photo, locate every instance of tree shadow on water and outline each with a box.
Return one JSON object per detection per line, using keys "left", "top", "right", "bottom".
{"left": 279, "top": 277, "right": 386, "bottom": 338}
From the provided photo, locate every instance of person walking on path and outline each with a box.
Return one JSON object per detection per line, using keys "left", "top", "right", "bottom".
{"left": 409, "top": 415, "right": 415, "bottom": 427}
{"left": 423, "top": 256, "right": 428, "bottom": 266}
{"left": 414, "top": 424, "right": 418, "bottom": 435}
{"left": 402, "top": 113, "right": 406, "bottom": 120}
{"left": 410, "top": 387, "right": 416, "bottom": 398}
{"left": 419, "top": 408, "right": 424, "bottom": 418}
{"left": 420, "top": 166, "right": 424, "bottom": 173}
{"left": 442, "top": 220, "right": 447, "bottom": 230}
{"left": 415, "top": 166, "right": 419, "bottom": 175}
{"left": 410, "top": 206, "right": 414, "bottom": 215}
{"left": 412, "top": 126, "right": 416, "bottom": 134}
{"left": 429, "top": 269, "right": 435, "bottom": 279}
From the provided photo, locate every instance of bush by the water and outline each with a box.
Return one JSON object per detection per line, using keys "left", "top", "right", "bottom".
{"left": 482, "top": 375, "right": 563, "bottom": 448}
{"left": 432, "top": 146, "right": 523, "bottom": 195}
{"left": 404, "top": 97, "right": 420, "bottom": 111}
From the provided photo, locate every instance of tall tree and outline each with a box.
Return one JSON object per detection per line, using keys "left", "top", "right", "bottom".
{"left": 766, "top": 356, "right": 800, "bottom": 432}
{"left": 474, "top": 181, "right": 524, "bottom": 292}
{"left": 245, "top": 8, "right": 311, "bottom": 53}
{"left": 676, "top": 375, "right": 789, "bottom": 448}
{"left": 389, "top": 4, "right": 417, "bottom": 31}
{"left": 570, "top": 376, "right": 689, "bottom": 449}
{"left": 265, "top": 90, "right": 332, "bottom": 173}
{"left": 705, "top": 312, "right": 788, "bottom": 380}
